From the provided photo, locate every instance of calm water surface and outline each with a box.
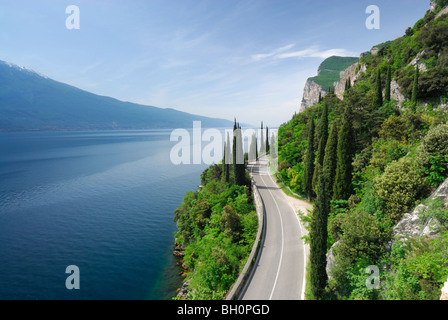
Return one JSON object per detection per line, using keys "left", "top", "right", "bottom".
{"left": 0, "top": 130, "right": 207, "bottom": 300}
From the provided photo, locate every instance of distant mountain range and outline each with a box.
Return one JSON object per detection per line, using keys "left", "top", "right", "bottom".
{"left": 0, "top": 60, "right": 234, "bottom": 131}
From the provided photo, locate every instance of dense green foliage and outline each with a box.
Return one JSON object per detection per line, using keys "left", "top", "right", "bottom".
{"left": 174, "top": 164, "right": 257, "bottom": 299}
{"left": 309, "top": 56, "right": 359, "bottom": 89}
{"left": 309, "top": 173, "right": 330, "bottom": 299}
{"left": 303, "top": 115, "right": 316, "bottom": 200}
{"left": 278, "top": 10, "right": 448, "bottom": 300}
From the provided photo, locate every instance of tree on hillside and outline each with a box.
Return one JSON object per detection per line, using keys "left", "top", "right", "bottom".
{"left": 411, "top": 65, "right": 419, "bottom": 110}
{"left": 333, "top": 104, "right": 355, "bottom": 201}
{"left": 260, "top": 122, "right": 265, "bottom": 155}
{"left": 373, "top": 68, "right": 383, "bottom": 109}
{"left": 323, "top": 122, "right": 339, "bottom": 200}
{"left": 303, "top": 115, "right": 316, "bottom": 200}
{"left": 313, "top": 103, "right": 329, "bottom": 193}
{"left": 233, "top": 120, "right": 245, "bottom": 186}
{"left": 223, "top": 133, "right": 231, "bottom": 183}
{"left": 310, "top": 172, "right": 329, "bottom": 299}
{"left": 266, "top": 126, "right": 270, "bottom": 155}
{"left": 385, "top": 65, "right": 392, "bottom": 102}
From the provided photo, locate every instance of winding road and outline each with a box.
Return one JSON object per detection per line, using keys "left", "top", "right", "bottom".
{"left": 240, "top": 156, "right": 312, "bottom": 300}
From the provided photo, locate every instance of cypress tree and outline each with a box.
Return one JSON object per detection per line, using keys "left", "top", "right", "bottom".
{"left": 333, "top": 104, "right": 355, "bottom": 201}
{"left": 312, "top": 103, "right": 329, "bottom": 193}
{"left": 384, "top": 65, "right": 391, "bottom": 102}
{"left": 266, "top": 126, "right": 270, "bottom": 155}
{"left": 260, "top": 122, "right": 265, "bottom": 155}
{"left": 310, "top": 172, "right": 329, "bottom": 299}
{"left": 322, "top": 122, "right": 339, "bottom": 200}
{"left": 224, "top": 133, "right": 231, "bottom": 183}
{"left": 223, "top": 140, "right": 227, "bottom": 181}
{"left": 233, "top": 122, "right": 245, "bottom": 186}
{"left": 411, "top": 65, "right": 419, "bottom": 111}
{"left": 373, "top": 68, "right": 383, "bottom": 109}
{"left": 249, "top": 132, "right": 257, "bottom": 162}
{"left": 303, "top": 115, "right": 315, "bottom": 200}
{"left": 255, "top": 137, "right": 258, "bottom": 160}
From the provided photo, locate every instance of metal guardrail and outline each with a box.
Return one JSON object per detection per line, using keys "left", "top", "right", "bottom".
{"left": 225, "top": 168, "right": 266, "bottom": 300}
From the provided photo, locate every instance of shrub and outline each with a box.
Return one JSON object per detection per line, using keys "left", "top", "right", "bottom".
{"left": 416, "top": 124, "right": 448, "bottom": 186}
{"left": 374, "top": 158, "right": 428, "bottom": 223}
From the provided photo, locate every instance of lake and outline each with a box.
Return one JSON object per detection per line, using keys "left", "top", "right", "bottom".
{"left": 0, "top": 130, "right": 208, "bottom": 300}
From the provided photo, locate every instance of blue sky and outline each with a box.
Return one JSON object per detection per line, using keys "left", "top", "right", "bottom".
{"left": 0, "top": 0, "right": 429, "bottom": 127}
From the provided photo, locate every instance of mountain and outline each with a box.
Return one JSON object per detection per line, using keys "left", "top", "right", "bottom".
{"left": 300, "top": 56, "right": 358, "bottom": 112}
{"left": 0, "top": 60, "right": 234, "bottom": 131}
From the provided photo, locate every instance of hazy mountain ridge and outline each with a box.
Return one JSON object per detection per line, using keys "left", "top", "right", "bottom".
{"left": 0, "top": 60, "right": 233, "bottom": 131}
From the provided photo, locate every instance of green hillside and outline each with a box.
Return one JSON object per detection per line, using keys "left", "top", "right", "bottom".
{"left": 309, "top": 56, "right": 359, "bottom": 89}
{"left": 278, "top": 7, "right": 448, "bottom": 300}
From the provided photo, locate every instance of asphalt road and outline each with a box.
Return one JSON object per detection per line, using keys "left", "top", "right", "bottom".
{"left": 240, "top": 157, "right": 308, "bottom": 300}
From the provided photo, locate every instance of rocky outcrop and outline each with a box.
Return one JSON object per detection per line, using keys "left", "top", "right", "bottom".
{"left": 326, "top": 240, "right": 339, "bottom": 280}
{"left": 442, "top": 279, "right": 448, "bottom": 300}
{"left": 409, "top": 50, "right": 428, "bottom": 72}
{"left": 386, "top": 177, "right": 448, "bottom": 250}
{"left": 300, "top": 57, "right": 365, "bottom": 111}
{"left": 300, "top": 79, "right": 327, "bottom": 113}
{"left": 176, "top": 279, "right": 190, "bottom": 299}
{"left": 390, "top": 79, "right": 406, "bottom": 107}
{"left": 431, "top": 0, "right": 438, "bottom": 12}
{"left": 333, "top": 62, "right": 366, "bottom": 100}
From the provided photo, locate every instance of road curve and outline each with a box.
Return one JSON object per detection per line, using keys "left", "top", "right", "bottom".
{"left": 240, "top": 156, "right": 308, "bottom": 300}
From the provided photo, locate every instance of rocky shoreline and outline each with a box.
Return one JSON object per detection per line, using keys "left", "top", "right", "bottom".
{"left": 172, "top": 243, "right": 191, "bottom": 299}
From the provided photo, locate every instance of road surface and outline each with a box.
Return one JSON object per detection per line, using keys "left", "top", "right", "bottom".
{"left": 240, "top": 157, "right": 311, "bottom": 300}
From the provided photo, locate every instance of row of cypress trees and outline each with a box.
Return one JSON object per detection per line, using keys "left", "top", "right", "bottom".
{"left": 222, "top": 120, "right": 272, "bottom": 186}
{"left": 306, "top": 63, "right": 407, "bottom": 299}
{"left": 306, "top": 100, "right": 356, "bottom": 299}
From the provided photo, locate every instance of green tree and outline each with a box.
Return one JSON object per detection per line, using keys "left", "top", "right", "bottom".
{"left": 220, "top": 203, "right": 242, "bottom": 242}
{"left": 323, "top": 122, "right": 339, "bottom": 200}
{"left": 373, "top": 68, "right": 383, "bottom": 109}
{"left": 333, "top": 104, "right": 355, "bottom": 201}
{"left": 313, "top": 103, "right": 329, "bottom": 192}
{"left": 266, "top": 126, "right": 270, "bottom": 155}
{"left": 374, "top": 157, "right": 427, "bottom": 223}
{"left": 310, "top": 173, "right": 329, "bottom": 299}
{"left": 222, "top": 132, "right": 232, "bottom": 184}
{"left": 233, "top": 121, "right": 245, "bottom": 186}
{"left": 411, "top": 65, "right": 419, "bottom": 110}
{"left": 260, "top": 121, "right": 265, "bottom": 155}
{"left": 385, "top": 65, "right": 391, "bottom": 102}
{"left": 303, "top": 115, "right": 316, "bottom": 200}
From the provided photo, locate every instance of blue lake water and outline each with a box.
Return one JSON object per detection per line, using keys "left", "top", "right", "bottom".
{"left": 0, "top": 130, "right": 208, "bottom": 300}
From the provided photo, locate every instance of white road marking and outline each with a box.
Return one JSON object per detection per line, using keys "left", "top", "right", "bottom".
{"left": 259, "top": 172, "right": 285, "bottom": 300}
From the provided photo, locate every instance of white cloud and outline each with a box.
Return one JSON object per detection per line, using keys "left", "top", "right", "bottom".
{"left": 252, "top": 45, "right": 357, "bottom": 62}
{"left": 251, "top": 43, "right": 296, "bottom": 61}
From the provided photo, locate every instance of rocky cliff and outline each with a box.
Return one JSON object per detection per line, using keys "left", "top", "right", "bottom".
{"left": 299, "top": 79, "right": 327, "bottom": 113}
{"left": 300, "top": 56, "right": 358, "bottom": 112}
{"left": 387, "top": 177, "right": 448, "bottom": 249}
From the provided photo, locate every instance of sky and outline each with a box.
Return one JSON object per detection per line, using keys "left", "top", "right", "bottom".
{"left": 0, "top": 0, "right": 430, "bottom": 127}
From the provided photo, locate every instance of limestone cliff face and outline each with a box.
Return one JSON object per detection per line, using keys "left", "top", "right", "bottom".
{"left": 387, "top": 177, "right": 448, "bottom": 249}
{"left": 390, "top": 79, "right": 406, "bottom": 106}
{"left": 333, "top": 62, "right": 366, "bottom": 100}
{"left": 300, "top": 58, "right": 365, "bottom": 112}
{"left": 431, "top": 0, "right": 437, "bottom": 12}
{"left": 299, "top": 79, "right": 326, "bottom": 113}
